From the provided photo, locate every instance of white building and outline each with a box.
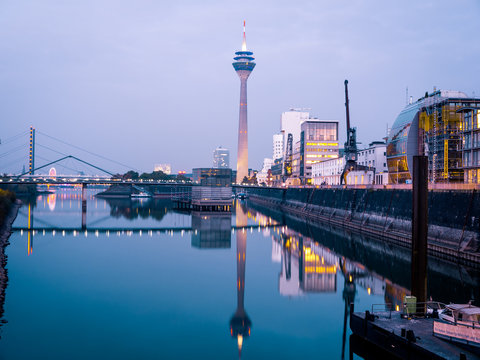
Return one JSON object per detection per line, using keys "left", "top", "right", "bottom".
{"left": 312, "top": 156, "right": 346, "bottom": 185}
{"left": 312, "top": 141, "right": 389, "bottom": 185}
{"left": 281, "top": 109, "right": 310, "bottom": 157}
{"left": 213, "top": 146, "right": 230, "bottom": 168}
{"left": 356, "top": 141, "right": 387, "bottom": 173}
{"left": 273, "top": 133, "right": 283, "bottom": 160}
{"left": 256, "top": 158, "right": 273, "bottom": 185}
{"left": 154, "top": 163, "right": 171, "bottom": 174}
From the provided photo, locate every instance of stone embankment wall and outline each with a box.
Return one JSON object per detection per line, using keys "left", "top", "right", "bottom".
{"left": 243, "top": 187, "right": 480, "bottom": 266}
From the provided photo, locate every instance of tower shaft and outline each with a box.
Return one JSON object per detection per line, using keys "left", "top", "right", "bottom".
{"left": 237, "top": 74, "right": 249, "bottom": 183}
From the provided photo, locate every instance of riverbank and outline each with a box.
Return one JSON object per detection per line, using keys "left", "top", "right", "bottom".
{"left": 242, "top": 186, "right": 480, "bottom": 267}
{"left": 0, "top": 191, "right": 21, "bottom": 327}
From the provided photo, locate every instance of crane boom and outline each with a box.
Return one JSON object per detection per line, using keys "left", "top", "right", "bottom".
{"left": 344, "top": 80, "right": 351, "bottom": 134}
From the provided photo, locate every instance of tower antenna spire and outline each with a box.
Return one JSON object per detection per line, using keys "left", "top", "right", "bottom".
{"left": 242, "top": 20, "right": 247, "bottom": 51}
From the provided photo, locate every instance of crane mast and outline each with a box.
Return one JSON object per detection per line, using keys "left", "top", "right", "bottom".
{"left": 340, "top": 79, "right": 358, "bottom": 184}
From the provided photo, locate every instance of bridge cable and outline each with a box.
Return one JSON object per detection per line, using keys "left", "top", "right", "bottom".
{"left": 16, "top": 155, "right": 116, "bottom": 178}
{"left": 0, "top": 130, "right": 29, "bottom": 145}
{"left": 36, "top": 130, "right": 139, "bottom": 172}
{"left": 36, "top": 155, "right": 86, "bottom": 174}
{"left": 0, "top": 143, "right": 28, "bottom": 158}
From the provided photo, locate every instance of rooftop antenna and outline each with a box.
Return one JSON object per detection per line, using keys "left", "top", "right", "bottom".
{"left": 241, "top": 20, "right": 247, "bottom": 51}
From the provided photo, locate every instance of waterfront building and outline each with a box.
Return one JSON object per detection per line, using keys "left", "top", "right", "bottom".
{"left": 256, "top": 158, "right": 273, "bottom": 185}
{"left": 299, "top": 120, "right": 339, "bottom": 183}
{"left": 387, "top": 89, "right": 480, "bottom": 184}
{"left": 154, "top": 163, "right": 171, "bottom": 174}
{"left": 233, "top": 22, "right": 255, "bottom": 183}
{"left": 213, "top": 146, "right": 230, "bottom": 169}
{"left": 459, "top": 107, "right": 480, "bottom": 183}
{"left": 270, "top": 158, "right": 283, "bottom": 186}
{"left": 272, "top": 133, "right": 283, "bottom": 161}
{"left": 192, "top": 168, "right": 232, "bottom": 186}
{"left": 312, "top": 141, "right": 388, "bottom": 185}
{"left": 280, "top": 109, "right": 310, "bottom": 158}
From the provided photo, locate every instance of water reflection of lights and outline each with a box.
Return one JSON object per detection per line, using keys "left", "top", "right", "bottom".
{"left": 47, "top": 193, "right": 56, "bottom": 211}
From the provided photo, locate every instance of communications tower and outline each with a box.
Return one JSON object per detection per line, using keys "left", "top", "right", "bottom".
{"left": 233, "top": 21, "right": 256, "bottom": 183}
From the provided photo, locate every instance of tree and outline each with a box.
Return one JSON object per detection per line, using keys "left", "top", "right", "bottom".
{"left": 123, "top": 170, "right": 139, "bottom": 180}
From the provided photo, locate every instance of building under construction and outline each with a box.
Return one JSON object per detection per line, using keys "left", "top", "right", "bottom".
{"left": 387, "top": 90, "right": 480, "bottom": 184}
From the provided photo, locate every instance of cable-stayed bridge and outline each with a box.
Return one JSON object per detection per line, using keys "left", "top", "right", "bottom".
{"left": 0, "top": 127, "right": 143, "bottom": 179}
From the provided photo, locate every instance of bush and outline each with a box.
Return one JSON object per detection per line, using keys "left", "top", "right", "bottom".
{"left": 0, "top": 189, "right": 15, "bottom": 228}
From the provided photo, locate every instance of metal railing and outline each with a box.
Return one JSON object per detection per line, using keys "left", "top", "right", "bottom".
{"left": 371, "top": 303, "right": 394, "bottom": 318}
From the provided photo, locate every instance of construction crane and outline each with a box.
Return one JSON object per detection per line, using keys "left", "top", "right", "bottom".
{"left": 283, "top": 133, "right": 293, "bottom": 177}
{"left": 340, "top": 80, "right": 359, "bottom": 184}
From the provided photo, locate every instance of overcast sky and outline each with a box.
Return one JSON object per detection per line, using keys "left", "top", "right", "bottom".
{"left": 1, "top": 0, "right": 479, "bottom": 175}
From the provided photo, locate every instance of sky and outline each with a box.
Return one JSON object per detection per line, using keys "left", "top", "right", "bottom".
{"left": 1, "top": 0, "right": 479, "bottom": 175}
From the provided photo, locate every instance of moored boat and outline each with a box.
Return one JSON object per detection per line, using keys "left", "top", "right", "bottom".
{"left": 131, "top": 191, "right": 152, "bottom": 198}
{"left": 434, "top": 303, "right": 480, "bottom": 350}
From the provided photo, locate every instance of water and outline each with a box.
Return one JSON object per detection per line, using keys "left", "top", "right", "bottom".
{"left": 0, "top": 187, "right": 478, "bottom": 359}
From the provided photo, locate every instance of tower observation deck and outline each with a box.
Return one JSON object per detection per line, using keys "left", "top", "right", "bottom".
{"left": 233, "top": 21, "right": 256, "bottom": 183}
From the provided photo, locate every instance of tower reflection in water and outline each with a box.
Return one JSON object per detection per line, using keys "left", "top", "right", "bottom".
{"left": 230, "top": 201, "right": 251, "bottom": 357}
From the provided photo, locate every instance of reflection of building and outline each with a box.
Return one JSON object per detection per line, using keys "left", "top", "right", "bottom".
{"left": 276, "top": 232, "right": 337, "bottom": 295}
{"left": 154, "top": 164, "right": 171, "bottom": 174}
{"left": 213, "top": 147, "right": 230, "bottom": 169}
{"left": 192, "top": 168, "right": 232, "bottom": 186}
{"left": 387, "top": 90, "right": 480, "bottom": 184}
{"left": 191, "top": 212, "right": 231, "bottom": 248}
{"left": 230, "top": 202, "right": 251, "bottom": 357}
{"left": 271, "top": 238, "right": 281, "bottom": 263}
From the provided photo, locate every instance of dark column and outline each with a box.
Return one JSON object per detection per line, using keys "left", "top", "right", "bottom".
{"left": 81, "top": 183, "right": 87, "bottom": 230}
{"left": 411, "top": 156, "right": 428, "bottom": 307}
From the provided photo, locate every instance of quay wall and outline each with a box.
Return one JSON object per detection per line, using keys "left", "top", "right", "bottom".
{"left": 242, "top": 186, "right": 480, "bottom": 266}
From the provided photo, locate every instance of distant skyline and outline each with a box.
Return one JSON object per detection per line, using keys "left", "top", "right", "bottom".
{"left": 1, "top": 0, "right": 479, "bottom": 174}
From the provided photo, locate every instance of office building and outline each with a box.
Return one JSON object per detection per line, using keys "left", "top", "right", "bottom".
{"left": 192, "top": 168, "right": 232, "bottom": 186}
{"left": 299, "top": 120, "right": 339, "bottom": 183}
{"left": 273, "top": 133, "right": 283, "bottom": 160}
{"left": 280, "top": 109, "right": 310, "bottom": 157}
{"left": 213, "top": 147, "right": 230, "bottom": 168}
{"left": 459, "top": 107, "right": 480, "bottom": 183}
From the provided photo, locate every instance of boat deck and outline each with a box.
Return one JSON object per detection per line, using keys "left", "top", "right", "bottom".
{"left": 350, "top": 310, "right": 480, "bottom": 360}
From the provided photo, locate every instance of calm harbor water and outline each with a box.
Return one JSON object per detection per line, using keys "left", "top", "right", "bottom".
{"left": 0, "top": 186, "right": 478, "bottom": 359}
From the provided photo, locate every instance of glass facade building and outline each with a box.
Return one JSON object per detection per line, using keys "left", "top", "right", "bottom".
{"left": 460, "top": 108, "right": 480, "bottom": 183}
{"left": 299, "top": 120, "right": 339, "bottom": 183}
{"left": 387, "top": 90, "right": 480, "bottom": 184}
{"left": 213, "top": 147, "right": 230, "bottom": 169}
